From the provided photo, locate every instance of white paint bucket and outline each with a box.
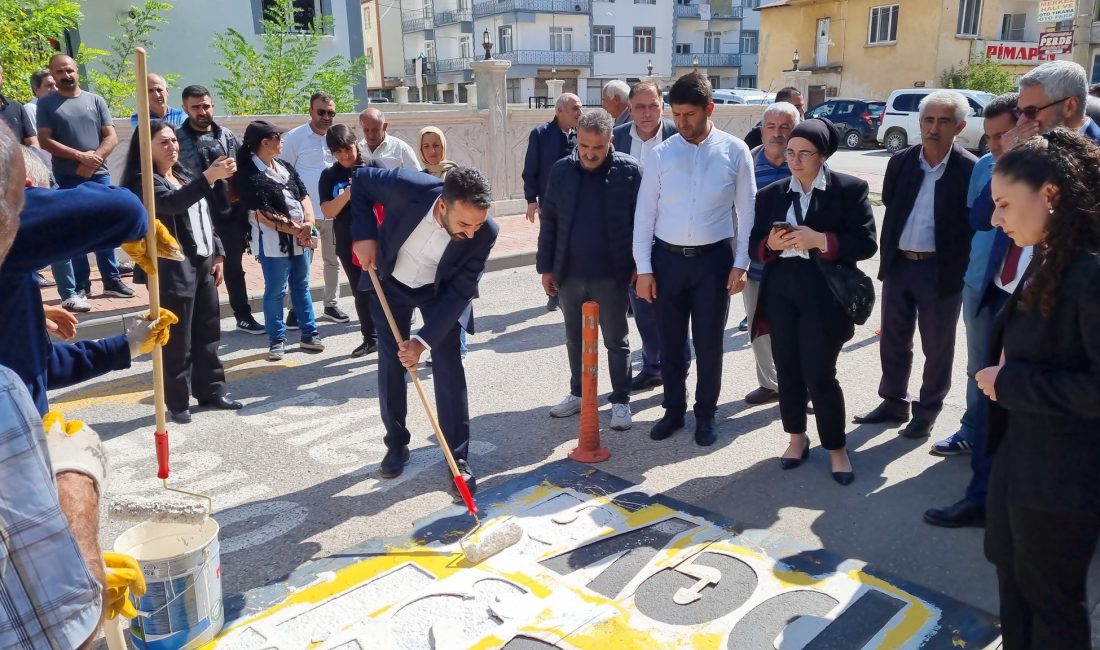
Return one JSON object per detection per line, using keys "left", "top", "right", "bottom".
{"left": 113, "top": 518, "right": 224, "bottom": 650}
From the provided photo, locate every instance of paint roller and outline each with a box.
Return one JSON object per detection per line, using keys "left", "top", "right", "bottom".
{"left": 365, "top": 267, "right": 521, "bottom": 564}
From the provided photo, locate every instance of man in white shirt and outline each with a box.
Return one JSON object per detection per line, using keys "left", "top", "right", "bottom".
{"left": 281, "top": 92, "right": 349, "bottom": 324}
{"left": 633, "top": 72, "right": 756, "bottom": 447}
{"left": 358, "top": 107, "right": 421, "bottom": 170}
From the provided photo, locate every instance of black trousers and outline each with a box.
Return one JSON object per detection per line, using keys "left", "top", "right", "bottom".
{"left": 986, "top": 460, "right": 1100, "bottom": 650}
{"left": 212, "top": 217, "right": 253, "bottom": 321}
{"left": 763, "top": 258, "right": 852, "bottom": 449}
{"left": 651, "top": 242, "right": 731, "bottom": 419}
{"left": 370, "top": 277, "right": 469, "bottom": 459}
{"left": 558, "top": 275, "right": 631, "bottom": 404}
{"left": 159, "top": 256, "right": 227, "bottom": 412}
{"left": 878, "top": 257, "right": 963, "bottom": 420}
{"left": 333, "top": 218, "right": 376, "bottom": 343}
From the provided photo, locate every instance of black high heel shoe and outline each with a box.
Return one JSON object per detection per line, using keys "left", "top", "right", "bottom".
{"left": 779, "top": 435, "right": 810, "bottom": 470}
{"left": 831, "top": 450, "right": 854, "bottom": 486}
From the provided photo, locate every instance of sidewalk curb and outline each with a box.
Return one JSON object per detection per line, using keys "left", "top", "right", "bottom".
{"left": 71, "top": 251, "right": 537, "bottom": 341}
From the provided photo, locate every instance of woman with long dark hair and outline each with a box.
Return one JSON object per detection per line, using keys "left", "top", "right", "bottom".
{"left": 977, "top": 129, "right": 1100, "bottom": 649}
{"left": 318, "top": 124, "right": 376, "bottom": 358}
{"left": 120, "top": 119, "right": 242, "bottom": 423}
{"left": 235, "top": 120, "right": 323, "bottom": 361}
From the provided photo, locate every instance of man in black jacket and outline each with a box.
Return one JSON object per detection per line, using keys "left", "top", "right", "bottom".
{"left": 176, "top": 85, "right": 263, "bottom": 334}
{"left": 855, "top": 90, "right": 976, "bottom": 438}
{"left": 537, "top": 110, "right": 641, "bottom": 431}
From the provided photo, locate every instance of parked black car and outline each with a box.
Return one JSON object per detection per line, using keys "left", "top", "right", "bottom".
{"left": 805, "top": 99, "right": 886, "bottom": 149}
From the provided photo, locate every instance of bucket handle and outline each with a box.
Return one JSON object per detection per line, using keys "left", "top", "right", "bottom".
{"left": 132, "top": 554, "right": 217, "bottom": 620}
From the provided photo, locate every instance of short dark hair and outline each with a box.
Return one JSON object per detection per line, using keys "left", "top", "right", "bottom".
{"left": 1090, "top": 83, "right": 1100, "bottom": 97}
{"left": 667, "top": 72, "right": 712, "bottom": 108}
{"left": 776, "top": 87, "right": 802, "bottom": 102}
{"left": 181, "top": 84, "right": 211, "bottom": 102}
{"left": 442, "top": 167, "right": 492, "bottom": 210}
{"left": 983, "top": 92, "right": 1018, "bottom": 121}
{"left": 310, "top": 92, "right": 335, "bottom": 107}
{"left": 629, "top": 80, "right": 661, "bottom": 100}
{"left": 29, "top": 69, "right": 52, "bottom": 93}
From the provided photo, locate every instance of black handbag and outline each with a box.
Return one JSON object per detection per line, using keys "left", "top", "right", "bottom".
{"left": 791, "top": 193, "right": 876, "bottom": 325}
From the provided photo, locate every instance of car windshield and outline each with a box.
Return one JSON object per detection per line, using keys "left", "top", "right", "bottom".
{"left": 868, "top": 103, "right": 885, "bottom": 116}
{"left": 972, "top": 92, "right": 996, "bottom": 105}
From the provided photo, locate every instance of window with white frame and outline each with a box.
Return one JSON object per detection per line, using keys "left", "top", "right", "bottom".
{"left": 362, "top": 4, "right": 371, "bottom": 29}
{"left": 460, "top": 35, "right": 472, "bottom": 59}
{"left": 868, "top": 4, "right": 899, "bottom": 44}
{"left": 550, "top": 26, "right": 573, "bottom": 52}
{"left": 1001, "top": 13, "right": 1025, "bottom": 41}
{"left": 507, "top": 78, "right": 521, "bottom": 103}
{"left": 704, "top": 31, "right": 721, "bottom": 54}
{"left": 498, "top": 25, "right": 513, "bottom": 53}
{"left": 592, "top": 26, "right": 614, "bottom": 53}
{"left": 424, "top": 41, "right": 435, "bottom": 68}
{"left": 634, "top": 27, "right": 655, "bottom": 54}
{"left": 957, "top": 0, "right": 981, "bottom": 36}
{"left": 740, "top": 30, "right": 758, "bottom": 54}
{"left": 366, "top": 47, "right": 374, "bottom": 68}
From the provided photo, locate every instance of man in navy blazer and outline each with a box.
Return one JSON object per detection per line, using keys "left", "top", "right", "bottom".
{"left": 350, "top": 167, "right": 498, "bottom": 488}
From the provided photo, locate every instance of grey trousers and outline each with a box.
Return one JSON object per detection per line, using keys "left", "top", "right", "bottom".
{"left": 558, "top": 275, "right": 631, "bottom": 404}
{"left": 743, "top": 279, "right": 778, "bottom": 391}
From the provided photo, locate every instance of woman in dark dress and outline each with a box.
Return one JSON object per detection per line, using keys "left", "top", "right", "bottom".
{"left": 977, "top": 129, "right": 1100, "bottom": 650}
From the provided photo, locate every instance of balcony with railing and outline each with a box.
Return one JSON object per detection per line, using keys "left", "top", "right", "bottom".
{"left": 674, "top": 3, "right": 743, "bottom": 19}
{"left": 673, "top": 52, "right": 741, "bottom": 67}
{"left": 473, "top": 0, "right": 590, "bottom": 18}
{"left": 498, "top": 50, "right": 592, "bottom": 66}
{"left": 434, "top": 8, "right": 472, "bottom": 25}
{"left": 401, "top": 9, "right": 434, "bottom": 32}
{"left": 436, "top": 57, "right": 474, "bottom": 72}
{"left": 404, "top": 57, "right": 439, "bottom": 79}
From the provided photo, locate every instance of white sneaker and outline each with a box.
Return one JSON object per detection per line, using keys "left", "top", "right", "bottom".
{"left": 61, "top": 294, "right": 91, "bottom": 313}
{"left": 549, "top": 394, "right": 581, "bottom": 418}
{"left": 610, "top": 403, "right": 632, "bottom": 430}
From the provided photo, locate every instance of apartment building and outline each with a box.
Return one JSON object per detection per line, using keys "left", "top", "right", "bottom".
{"left": 362, "top": 0, "right": 407, "bottom": 98}
{"left": 672, "top": 0, "right": 745, "bottom": 90}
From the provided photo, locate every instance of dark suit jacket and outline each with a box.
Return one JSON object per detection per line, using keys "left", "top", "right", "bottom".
{"left": 611, "top": 119, "right": 678, "bottom": 157}
{"left": 522, "top": 117, "right": 573, "bottom": 203}
{"left": 987, "top": 254, "right": 1100, "bottom": 512}
{"left": 349, "top": 167, "right": 498, "bottom": 347}
{"left": 880, "top": 143, "right": 977, "bottom": 296}
{"left": 142, "top": 174, "right": 225, "bottom": 296}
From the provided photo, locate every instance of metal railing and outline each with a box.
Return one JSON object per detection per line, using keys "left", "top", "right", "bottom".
{"left": 674, "top": 3, "right": 743, "bottom": 19}
{"left": 436, "top": 56, "right": 474, "bottom": 72}
{"left": 473, "top": 0, "right": 590, "bottom": 17}
{"left": 401, "top": 10, "right": 434, "bottom": 32}
{"left": 404, "top": 57, "right": 439, "bottom": 77}
{"left": 498, "top": 50, "right": 592, "bottom": 66}
{"left": 673, "top": 52, "right": 741, "bottom": 67}
{"left": 434, "top": 8, "right": 472, "bottom": 24}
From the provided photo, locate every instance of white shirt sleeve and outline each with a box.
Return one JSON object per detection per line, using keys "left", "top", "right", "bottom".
{"left": 731, "top": 141, "right": 757, "bottom": 270}
{"left": 401, "top": 139, "right": 424, "bottom": 171}
{"left": 633, "top": 147, "right": 662, "bottom": 275}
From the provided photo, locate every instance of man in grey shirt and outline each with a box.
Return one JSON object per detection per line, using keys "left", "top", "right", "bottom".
{"left": 36, "top": 54, "right": 133, "bottom": 300}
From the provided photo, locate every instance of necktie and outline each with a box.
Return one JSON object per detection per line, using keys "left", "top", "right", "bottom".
{"left": 1000, "top": 243, "right": 1022, "bottom": 285}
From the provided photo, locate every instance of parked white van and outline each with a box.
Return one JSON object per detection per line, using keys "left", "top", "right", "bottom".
{"left": 877, "top": 88, "right": 997, "bottom": 154}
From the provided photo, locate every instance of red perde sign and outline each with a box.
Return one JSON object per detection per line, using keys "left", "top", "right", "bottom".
{"left": 984, "top": 41, "right": 1058, "bottom": 65}
{"left": 1038, "top": 31, "right": 1074, "bottom": 56}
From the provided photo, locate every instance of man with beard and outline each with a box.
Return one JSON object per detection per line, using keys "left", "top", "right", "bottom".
{"left": 351, "top": 167, "right": 497, "bottom": 493}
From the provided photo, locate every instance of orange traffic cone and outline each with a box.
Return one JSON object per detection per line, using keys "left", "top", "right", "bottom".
{"left": 569, "top": 301, "right": 610, "bottom": 463}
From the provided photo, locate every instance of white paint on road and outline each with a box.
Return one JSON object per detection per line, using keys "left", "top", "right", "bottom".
{"left": 217, "top": 500, "right": 310, "bottom": 554}
{"left": 336, "top": 440, "right": 498, "bottom": 498}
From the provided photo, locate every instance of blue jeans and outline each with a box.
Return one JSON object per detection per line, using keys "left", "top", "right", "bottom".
{"left": 257, "top": 251, "right": 317, "bottom": 343}
{"left": 55, "top": 173, "right": 120, "bottom": 288}
{"left": 459, "top": 328, "right": 468, "bottom": 358}
{"left": 52, "top": 260, "right": 77, "bottom": 300}
{"left": 955, "top": 284, "right": 988, "bottom": 444}
{"left": 965, "top": 289, "right": 1008, "bottom": 506}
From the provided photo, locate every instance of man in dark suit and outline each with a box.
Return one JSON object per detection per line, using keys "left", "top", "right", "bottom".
{"left": 855, "top": 91, "right": 977, "bottom": 438}
{"left": 351, "top": 167, "right": 498, "bottom": 490}
{"left": 611, "top": 81, "right": 681, "bottom": 391}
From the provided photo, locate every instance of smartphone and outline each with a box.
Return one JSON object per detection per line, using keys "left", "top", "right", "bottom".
{"left": 772, "top": 221, "right": 795, "bottom": 232}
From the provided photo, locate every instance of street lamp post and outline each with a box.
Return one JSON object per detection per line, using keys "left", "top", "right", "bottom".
{"left": 792, "top": 49, "right": 800, "bottom": 71}
{"left": 692, "top": 54, "right": 699, "bottom": 71}
{"left": 483, "top": 29, "right": 493, "bottom": 60}
{"left": 647, "top": 58, "right": 653, "bottom": 76}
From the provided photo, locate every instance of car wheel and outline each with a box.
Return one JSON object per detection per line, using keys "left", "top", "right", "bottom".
{"left": 884, "top": 128, "right": 908, "bottom": 153}
{"left": 844, "top": 130, "right": 862, "bottom": 150}
{"left": 978, "top": 135, "right": 989, "bottom": 155}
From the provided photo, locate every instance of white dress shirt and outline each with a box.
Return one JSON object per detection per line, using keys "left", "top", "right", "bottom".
{"left": 994, "top": 245, "right": 1033, "bottom": 294}
{"left": 628, "top": 123, "right": 664, "bottom": 172}
{"left": 280, "top": 122, "right": 334, "bottom": 220}
{"left": 392, "top": 202, "right": 451, "bottom": 289}
{"left": 167, "top": 178, "right": 215, "bottom": 257}
{"left": 780, "top": 167, "right": 828, "bottom": 259}
{"left": 357, "top": 135, "right": 423, "bottom": 170}
{"left": 633, "top": 126, "right": 757, "bottom": 274}
{"left": 898, "top": 150, "right": 947, "bottom": 253}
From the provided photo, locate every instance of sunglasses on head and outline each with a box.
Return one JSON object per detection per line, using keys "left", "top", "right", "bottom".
{"left": 315, "top": 109, "right": 337, "bottom": 118}
{"left": 1017, "top": 96, "right": 1070, "bottom": 120}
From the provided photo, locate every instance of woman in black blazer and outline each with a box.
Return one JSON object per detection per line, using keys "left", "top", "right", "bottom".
{"left": 975, "top": 129, "right": 1100, "bottom": 650}
{"left": 121, "top": 120, "right": 242, "bottom": 423}
{"left": 749, "top": 118, "right": 877, "bottom": 485}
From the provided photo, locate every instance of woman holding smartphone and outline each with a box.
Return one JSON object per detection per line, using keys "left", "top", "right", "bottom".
{"left": 749, "top": 118, "right": 877, "bottom": 485}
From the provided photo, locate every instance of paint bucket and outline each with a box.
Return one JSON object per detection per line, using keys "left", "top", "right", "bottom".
{"left": 113, "top": 518, "right": 223, "bottom": 650}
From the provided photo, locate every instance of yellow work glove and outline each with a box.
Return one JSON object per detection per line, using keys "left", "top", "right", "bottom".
{"left": 120, "top": 220, "right": 185, "bottom": 277}
{"left": 43, "top": 411, "right": 107, "bottom": 493}
{"left": 125, "top": 308, "right": 180, "bottom": 357}
{"left": 103, "top": 552, "right": 147, "bottom": 620}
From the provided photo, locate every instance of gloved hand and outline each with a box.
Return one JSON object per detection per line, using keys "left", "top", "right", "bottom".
{"left": 120, "top": 220, "right": 185, "bottom": 277}
{"left": 43, "top": 411, "right": 107, "bottom": 494}
{"left": 125, "top": 308, "right": 179, "bottom": 357}
{"left": 103, "top": 552, "right": 147, "bottom": 619}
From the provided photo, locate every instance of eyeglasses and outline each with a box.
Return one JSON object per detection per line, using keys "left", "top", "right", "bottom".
{"left": 784, "top": 150, "right": 819, "bottom": 161}
{"left": 315, "top": 109, "right": 337, "bottom": 118}
{"left": 1017, "top": 96, "right": 1070, "bottom": 121}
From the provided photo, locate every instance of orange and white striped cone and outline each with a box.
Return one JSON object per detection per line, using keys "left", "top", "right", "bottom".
{"left": 569, "top": 301, "right": 610, "bottom": 463}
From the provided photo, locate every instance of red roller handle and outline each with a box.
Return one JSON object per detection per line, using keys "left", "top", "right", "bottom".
{"left": 454, "top": 476, "right": 478, "bottom": 517}
{"left": 155, "top": 430, "right": 170, "bottom": 480}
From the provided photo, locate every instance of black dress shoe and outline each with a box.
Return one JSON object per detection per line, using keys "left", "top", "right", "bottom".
{"left": 169, "top": 409, "right": 192, "bottom": 424}
{"left": 630, "top": 373, "right": 663, "bottom": 392}
{"left": 453, "top": 459, "right": 477, "bottom": 497}
{"left": 380, "top": 446, "right": 411, "bottom": 478}
{"left": 900, "top": 416, "right": 934, "bottom": 439}
{"left": 199, "top": 395, "right": 243, "bottom": 410}
{"left": 650, "top": 411, "right": 685, "bottom": 440}
{"left": 923, "top": 498, "right": 986, "bottom": 528}
{"left": 744, "top": 387, "right": 779, "bottom": 405}
{"left": 694, "top": 417, "right": 717, "bottom": 446}
{"left": 831, "top": 451, "right": 854, "bottom": 485}
{"left": 779, "top": 435, "right": 810, "bottom": 470}
{"left": 351, "top": 339, "right": 378, "bottom": 358}
{"left": 853, "top": 401, "right": 910, "bottom": 424}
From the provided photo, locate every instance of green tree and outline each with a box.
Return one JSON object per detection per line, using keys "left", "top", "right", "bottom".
{"left": 0, "top": 0, "right": 83, "bottom": 103}
{"left": 212, "top": 0, "right": 366, "bottom": 115}
{"left": 84, "top": 0, "right": 176, "bottom": 116}
{"left": 940, "top": 57, "right": 1017, "bottom": 96}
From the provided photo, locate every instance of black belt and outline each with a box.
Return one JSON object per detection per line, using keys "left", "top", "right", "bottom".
{"left": 900, "top": 250, "right": 936, "bottom": 261}
{"left": 654, "top": 238, "right": 728, "bottom": 258}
